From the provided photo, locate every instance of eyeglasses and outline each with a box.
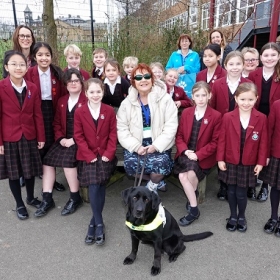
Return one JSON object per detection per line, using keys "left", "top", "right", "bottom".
{"left": 68, "top": 79, "right": 80, "bottom": 84}
{"left": 7, "top": 63, "right": 27, "bottom": 68}
{"left": 18, "top": 34, "right": 32, "bottom": 40}
{"left": 133, "top": 74, "right": 152, "bottom": 81}
{"left": 244, "top": 59, "right": 259, "bottom": 63}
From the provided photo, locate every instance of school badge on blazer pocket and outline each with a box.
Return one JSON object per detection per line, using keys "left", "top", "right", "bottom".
{"left": 252, "top": 131, "right": 259, "bottom": 141}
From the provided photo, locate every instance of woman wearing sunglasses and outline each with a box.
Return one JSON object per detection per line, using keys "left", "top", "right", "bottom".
{"left": 117, "top": 63, "right": 178, "bottom": 192}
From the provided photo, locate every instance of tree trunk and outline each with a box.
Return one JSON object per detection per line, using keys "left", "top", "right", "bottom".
{"left": 42, "top": 0, "right": 58, "bottom": 64}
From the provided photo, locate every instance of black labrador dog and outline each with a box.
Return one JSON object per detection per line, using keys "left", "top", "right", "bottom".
{"left": 121, "top": 186, "right": 213, "bottom": 276}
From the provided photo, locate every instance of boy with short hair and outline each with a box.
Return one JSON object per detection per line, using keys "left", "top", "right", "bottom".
{"left": 64, "top": 44, "right": 90, "bottom": 81}
{"left": 92, "top": 48, "right": 108, "bottom": 81}
{"left": 122, "top": 56, "right": 138, "bottom": 84}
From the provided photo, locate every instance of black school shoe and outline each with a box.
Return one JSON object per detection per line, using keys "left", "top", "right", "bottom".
{"left": 237, "top": 218, "right": 247, "bottom": 232}
{"left": 53, "top": 181, "right": 66, "bottom": 192}
{"left": 16, "top": 206, "right": 29, "bottom": 220}
{"left": 264, "top": 218, "right": 278, "bottom": 234}
{"left": 85, "top": 225, "right": 96, "bottom": 245}
{"left": 256, "top": 187, "right": 269, "bottom": 202}
{"left": 61, "top": 198, "right": 83, "bottom": 216}
{"left": 226, "top": 217, "right": 237, "bottom": 232}
{"left": 178, "top": 210, "right": 200, "bottom": 226}
{"left": 274, "top": 220, "right": 280, "bottom": 237}
{"left": 26, "top": 197, "right": 41, "bottom": 209}
{"left": 247, "top": 188, "right": 257, "bottom": 201}
{"left": 34, "top": 199, "right": 55, "bottom": 217}
{"left": 217, "top": 185, "right": 228, "bottom": 200}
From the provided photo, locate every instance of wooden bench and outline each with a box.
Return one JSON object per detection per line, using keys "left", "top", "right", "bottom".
{"left": 80, "top": 144, "right": 212, "bottom": 204}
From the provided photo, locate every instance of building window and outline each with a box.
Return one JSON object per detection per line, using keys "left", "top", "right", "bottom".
{"left": 202, "top": 3, "right": 210, "bottom": 30}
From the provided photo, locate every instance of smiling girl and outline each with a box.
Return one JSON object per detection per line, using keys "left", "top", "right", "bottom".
{"left": 0, "top": 51, "right": 45, "bottom": 220}
{"left": 74, "top": 78, "right": 117, "bottom": 246}
{"left": 248, "top": 42, "right": 280, "bottom": 202}
{"left": 25, "top": 42, "right": 66, "bottom": 191}
{"left": 174, "top": 82, "right": 221, "bottom": 226}
{"left": 217, "top": 83, "right": 268, "bottom": 232}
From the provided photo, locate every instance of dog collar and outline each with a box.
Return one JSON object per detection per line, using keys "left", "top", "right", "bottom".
{"left": 125, "top": 203, "right": 166, "bottom": 231}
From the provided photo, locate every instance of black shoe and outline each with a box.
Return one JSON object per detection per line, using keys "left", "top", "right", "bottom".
{"left": 217, "top": 186, "right": 228, "bottom": 200}
{"left": 61, "top": 198, "right": 83, "bottom": 216}
{"left": 95, "top": 234, "right": 105, "bottom": 246}
{"left": 34, "top": 200, "right": 55, "bottom": 217}
{"left": 53, "top": 181, "right": 66, "bottom": 191}
{"left": 178, "top": 210, "right": 200, "bottom": 227}
{"left": 85, "top": 224, "right": 96, "bottom": 245}
{"left": 237, "top": 218, "right": 247, "bottom": 232}
{"left": 16, "top": 206, "right": 29, "bottom": 220}
{"left": 257, "top": 187, "right": 268, "bottom": 202}
{"left": 26, "top": 197, "right": 41, "bottom": 209}
{"left": 20, "top": 177, "right": 25, "bottom": 187}
{"left": 226, "top": 217, "right": 237, "bottom": 232}
{"left": 274, "top": 221, "right": 280, "bottom": 237}
{"left": 247, "top": 188, "right": 257, "bottom": 200}
{"left": 264, "top": 218, "right": 278, "bottom": 234}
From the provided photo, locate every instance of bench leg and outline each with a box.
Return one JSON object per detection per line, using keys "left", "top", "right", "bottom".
{"left": 197, "top": 177, "right": 207, "bottom": 204}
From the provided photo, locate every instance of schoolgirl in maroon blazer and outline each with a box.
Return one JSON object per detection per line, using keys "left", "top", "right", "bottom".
{"left": 0, "top": 51, "right": 45, "bottom": 220}
{"left": 196, "top": 44, "right": 226, "bottom": 88}
{"left": 210, "top": 51, "right": 251, "bottom": 200}
{"left": 25, "top": 42, "right": 66, "bottom": 191}
{"left": 165, "top": 68, "right": 192, "bottom": 110}
{"left": 34, "top": 69, "right": 87, "bottom": 218}
{"left": 248, "top": 42, "right": 280, "bottom": 202}
{"left": 259, "top": 100, "right": 280, "bottom": 236}
{"left": 174, "top": 82, "right": 221, "bottom": 227}
{"left": 217, "top": 83, "right": 268, "bottom": 233}
{"left": 74, "top": 78, "right": 117, "bottom": 246}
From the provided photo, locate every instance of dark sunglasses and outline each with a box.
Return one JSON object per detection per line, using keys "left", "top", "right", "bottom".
{"left": 133, "top": 73, "right": 152, "bottom": 81}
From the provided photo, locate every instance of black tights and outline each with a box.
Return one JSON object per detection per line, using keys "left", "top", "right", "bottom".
{"left": 270, "top": 187, "right": 280, "bottom": 220}
{"left": 88, "top": 184, "right": 106, "bottom": 236}
{"left": 9, "top": 177, "right": 35, "bottom": 207}
{"left": 227, "top": 184, "right": 247, "bottom": 220}
{"left": 150, "top": 173, "right": 164, "bottom": 184}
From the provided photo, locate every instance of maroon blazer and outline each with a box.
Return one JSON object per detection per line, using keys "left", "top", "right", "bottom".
{"left": 175, "top": 106, "right": 222, "bottom": 169}
{"left": 167, "top": 84, "right": 192, "bottom": 108}
{"left": 25, "top": 65, "right": 67, "bottom": 112}
{"left": 63, "top": 67, "right": 90, "bottom": 81}
{"left": 217, "top": 108, "right": 268, "bottom": 166}
{"left": 53, "top": 92, "right": 87, "bottom": 141}
{"left": 248, "top": 67, "right": 280, "bottom": 110}
{"left": 0, "top": 78, "right": 45, "bottom": 145}
{"left": 267, "top": 100, "right": 280, "bottom": 158}
{"left": 196, "top": 65, "right": 226, "bottom": 88}
{"left": 210, "top": 76, "right": 251, "bottom": 115}
{"left": 74, "top": 103, "right": 117, "bottom": 163}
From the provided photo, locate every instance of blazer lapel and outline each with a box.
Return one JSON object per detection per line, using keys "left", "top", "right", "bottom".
{"left": 246, "top": 109, "right": 258, "bottom": 141}
{"left": 97, "top": 104, "right": 107, "bottom": 134}
{"left": 221, "top": 78, "right": 229, "bottom": 106}
{"left": 270, "top": 76, "right": 280, "bottom": 102}
{"left": 3, "top": 79, "right": 21, "bottom": 109}
{"left": 231, "top": 109, "right": 241, "bottom": 136}
{"left": 198, "top": 106, "right": 211, "bottom": 139}
{"left": 83, "top": 105, "right": 97, "bottom": 132}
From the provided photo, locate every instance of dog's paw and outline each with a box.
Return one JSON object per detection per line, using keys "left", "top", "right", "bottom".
{"left": 168, "top": 254, "right": 179, "bottom": 262}
{"left": 151, "top": 266, "right": 161, "bottom": 276}
{"left": 123, "top": 256, "right": 135, "bottom": 265}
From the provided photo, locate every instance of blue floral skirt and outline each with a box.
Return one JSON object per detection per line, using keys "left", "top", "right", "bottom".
{"left": 123, "top": 138, "right": 173, "bottom": 176}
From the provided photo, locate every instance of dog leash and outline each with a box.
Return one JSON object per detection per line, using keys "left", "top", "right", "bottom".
{"left": 134, "top": 150, "right": 148, "bottom": 187}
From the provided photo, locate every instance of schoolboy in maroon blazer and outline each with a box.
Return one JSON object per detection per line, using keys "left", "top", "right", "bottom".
{"left": 175, "top": 105, "right": 222, "bottom": 169}
{"left": 0, "top": 78, "right": 45, "bottom": 145}
{"left": 210, "top": 76, "right": 251, "bottom": 115}
{"left": 53, "top": 92, "right": 87, "bottom": 141}
{"left": 74, "top": 103, "right": 117, "bottom": 163}
{"left": 196, "top": 65, "right": 226, "bottom": 88}
{"left": 25, "top": 65, "right": 66, "bottom": 112}
{"left": 248, "top": 67, "right": 280, "bottom": 110}
{"left": 216, "top": 107, "right": 268, "bottom": 166}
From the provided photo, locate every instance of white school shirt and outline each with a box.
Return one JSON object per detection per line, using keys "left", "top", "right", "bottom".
{"left": 227, "top": 77, "right": 240, "bottom": 95}
{"left": 68, "top": 94, "right": 80, "bottom": 111}
{"left": 11, "top": 79, "right": 27, "bottom": 94}
{"left": 104, "top": 76, "right": 121, "bottom": 95}
{"left": 38, "top": 67, "right": 52, "bottom": 100}
{"left": 88, "top": 102, "right": 100, "bottom": 120}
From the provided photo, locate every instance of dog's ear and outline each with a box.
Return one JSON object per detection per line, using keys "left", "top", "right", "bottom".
{"left": 121, "top": 187, "right": 135, "bottom": 205}
{"left": 151, "top": 191, "right": 161, "bottom": 209}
